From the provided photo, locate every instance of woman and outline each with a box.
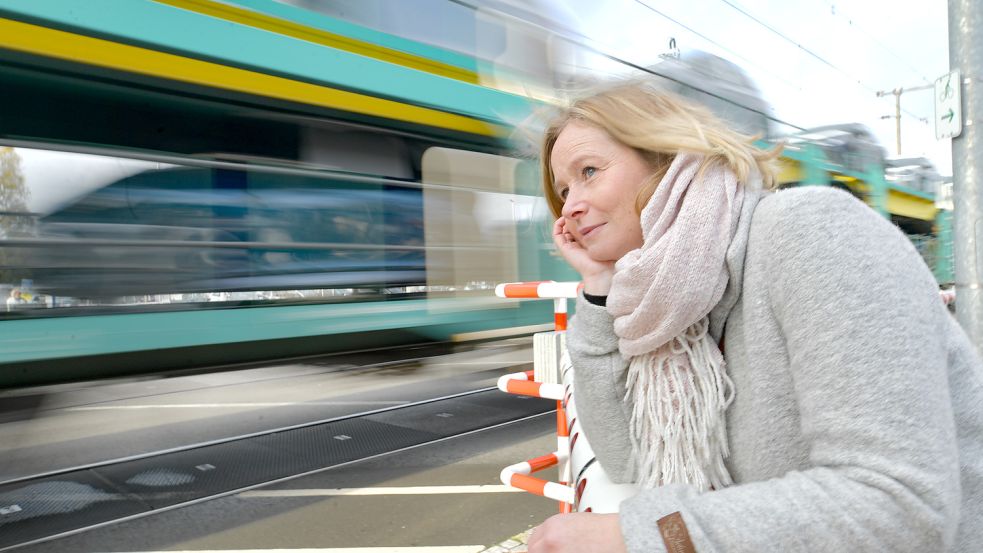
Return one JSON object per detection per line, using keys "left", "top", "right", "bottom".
{"left": 526, "top": 84, "right": 983, "bottom": 552}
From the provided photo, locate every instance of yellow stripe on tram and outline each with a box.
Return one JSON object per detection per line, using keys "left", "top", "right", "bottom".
{"left": 0, "top": 18, "right": 503, "bottom": 137}
{"left": 887, "top": 189, "right": 938, "bottom": 221}
{"left": 154, "top": 0, "right": 480, "bottom": 84}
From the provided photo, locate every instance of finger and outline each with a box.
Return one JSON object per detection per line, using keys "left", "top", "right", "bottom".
{"left": 552, "top": 230, "right": 566, "bottom": 249}
{"left": 552, "top": 221, "right": 571, "bottom": 248}
{"left": 553, "top": 217, "right": 566, "bottom": 236}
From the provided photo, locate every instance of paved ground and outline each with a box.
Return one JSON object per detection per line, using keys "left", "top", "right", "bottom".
{"left": 3, "top": 337, "right": 557, "bottom": 552}
{"left": 13, "top": 411, "right": 559, "bottom": 552}
{"left": 481, "top": 528, "right": 533, "bottom": 552}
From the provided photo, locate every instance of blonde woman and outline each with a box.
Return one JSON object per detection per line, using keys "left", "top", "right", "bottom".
{"left": 527, "top": 84, "right": 983, "bottom": 552}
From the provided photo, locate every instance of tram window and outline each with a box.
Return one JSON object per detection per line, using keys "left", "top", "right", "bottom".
{"left": 1, "top": 144, "right": 434, "bottom": 313}
{"left": 421, "top": 147, "right": 536, "bottom": 300}
{"left": 300, "top": 128, "right": 413, "bottom": 179}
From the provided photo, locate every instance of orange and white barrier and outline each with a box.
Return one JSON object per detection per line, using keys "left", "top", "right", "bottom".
{"left": 496, "top": 280, "right": 581, "bottom": 331}
{"left": 500, "top": 453, "right": 574, "bottom": 505}
{"left": 495, "top": 281, "right": 582, "bottom": 300}
{"left": 560, "top": 351, "right": 640, "bottom": 512}
{"left": 495, "top": 281, "right": 638, "bottom": 513}
{"left": 497, "top": 370, "right": 564, "bottom": 400}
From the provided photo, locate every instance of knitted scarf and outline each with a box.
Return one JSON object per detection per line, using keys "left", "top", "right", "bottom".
{"left": 606, "top": 153, "right": 744, "bottom": 491}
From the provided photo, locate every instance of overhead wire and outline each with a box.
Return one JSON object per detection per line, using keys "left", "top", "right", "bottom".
{"left": 450, "top": 0, "right": 808, "bottom": 133}
{"left": 452, "top": 0, "right": 945, "bottom": 162}
{"left": 712, "top": 0, "right": 930, "bottom": 125}
{"left": 812, "top": 0, "right": 934, "bottom": 85}
{"left": 631, "top": 0, "right": 928, "bottom": 136}
{"left": 630, "top": 0, "right": 805, "bottom": 95}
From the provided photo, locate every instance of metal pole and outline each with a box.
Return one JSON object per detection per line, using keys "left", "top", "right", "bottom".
{"left": 950, "top": 0, "right": 983, "bottom": 350}
{"left": 877, "top": 85, "right": 933, "bottom": 156}
{"left": 894, "top": 90, "right": 902, "bottom": 155}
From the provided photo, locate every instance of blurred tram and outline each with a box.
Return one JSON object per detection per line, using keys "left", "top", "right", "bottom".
{"left": 777, "top": 124, "right": 953, "bottom": 284}
{"left": 600, "top": 50, "right": 953, "bottom": 285}
{"left": 0, "top": 0, "right": 581, "bottom": 384}
{"left": 0, "top": 1, "right": 952, "bottom": 385}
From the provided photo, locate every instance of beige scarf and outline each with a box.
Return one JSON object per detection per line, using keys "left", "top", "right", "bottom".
{"left": 607, "top": 153, "right": 744, "bottom": 491}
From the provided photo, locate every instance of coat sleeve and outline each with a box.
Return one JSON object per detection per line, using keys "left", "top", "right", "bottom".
{"left": 617, "top": 189, "right": 962, "bottom": 553}
{"left": 566, "top": 293, "right": 636, "bottom": 483}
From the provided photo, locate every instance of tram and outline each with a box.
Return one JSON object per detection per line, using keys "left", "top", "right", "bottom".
{"left": 0, "top": 0, "right": 579, "bottom": 384}
{"left": 778, "top": 125, "right": 952, "bottom": 284}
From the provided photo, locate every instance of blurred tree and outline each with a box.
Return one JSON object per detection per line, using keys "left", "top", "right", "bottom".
{"left": 0, "top": 147, "right": 33, "bottom": 285}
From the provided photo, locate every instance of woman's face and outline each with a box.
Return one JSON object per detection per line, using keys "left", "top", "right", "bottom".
{"left": 550, "top": 121, "right": 652, "bottom": 262}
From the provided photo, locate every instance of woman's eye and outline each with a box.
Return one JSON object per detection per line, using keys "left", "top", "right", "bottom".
{"left": 582, "top": 166, "right": 596, "bottom": 179}
{"left": 559, "top": 188, "right": 569, "bottom": 200}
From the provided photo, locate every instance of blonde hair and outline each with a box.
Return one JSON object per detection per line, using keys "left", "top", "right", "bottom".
{"left": 541, "top": 83, "right": 782, "bottom": 218}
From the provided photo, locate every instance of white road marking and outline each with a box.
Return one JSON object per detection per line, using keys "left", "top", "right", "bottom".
{"left": 240, "top": 485, "right": 521, "bottom": 497}
{"left": 98, "top": 545, "right": 486, "bottom": 553}
{"left": 425, "top": 361, "right": 531, "bottom": 365}
{"left": 65, "top": 401, "right": 410, "bottom": 411}
{"left": 451, "top": 323, "right": 553, "bottom": 342}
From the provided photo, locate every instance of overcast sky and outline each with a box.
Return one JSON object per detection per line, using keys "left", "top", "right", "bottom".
{"left": 558, "top": 0, "right": 952, "bottom": 174}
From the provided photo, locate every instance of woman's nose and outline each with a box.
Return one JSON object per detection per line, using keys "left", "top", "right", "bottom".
{"left": 561, "top": 190, "right": 587, "bottom": 220}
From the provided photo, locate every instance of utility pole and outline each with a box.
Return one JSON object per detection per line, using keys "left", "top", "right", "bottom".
{"left": 876, "top": 84, "right": 932, "bottom": 156}
{"left": 950, "top": 0, "right": 983, "bottom": 350}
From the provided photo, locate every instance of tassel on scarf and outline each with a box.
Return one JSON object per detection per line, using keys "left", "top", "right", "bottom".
{"left": 623, "top": 317, "right": 735, "bottom": 491}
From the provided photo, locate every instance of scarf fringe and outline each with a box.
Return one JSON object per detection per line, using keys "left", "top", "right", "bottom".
{"left": 624, "top": 317, "right": 735, "bottom": 491}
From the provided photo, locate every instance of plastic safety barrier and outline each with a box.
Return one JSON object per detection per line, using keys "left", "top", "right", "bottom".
{"left": 495, "top": 281, "right": 637, "bottom": 513}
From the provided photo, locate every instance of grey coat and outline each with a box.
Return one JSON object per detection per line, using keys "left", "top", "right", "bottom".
{"left": 568, "top": 187, "right": 983, "bottom": 552}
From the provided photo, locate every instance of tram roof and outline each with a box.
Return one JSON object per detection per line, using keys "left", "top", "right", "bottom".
{"left": 0, "top": 0, "right": 543, "bottom": 139}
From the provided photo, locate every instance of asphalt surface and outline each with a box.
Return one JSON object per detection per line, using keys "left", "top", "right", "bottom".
{"left": 0, "top": 337, "right": 562, "bottom": 552}
{"left": 13, "top": 413, "right": 558, "bottom": 552}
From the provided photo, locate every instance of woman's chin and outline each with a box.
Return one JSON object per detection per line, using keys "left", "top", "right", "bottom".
{"left": 587, "top": 243, "right": 639, "bottom": 263}
{"left": 586, "top": 248, "right": 617, "bottom": 263}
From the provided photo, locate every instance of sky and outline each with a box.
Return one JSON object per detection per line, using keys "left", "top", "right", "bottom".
{"left": 554, "top": 0, "right": 952, "bottom": 175}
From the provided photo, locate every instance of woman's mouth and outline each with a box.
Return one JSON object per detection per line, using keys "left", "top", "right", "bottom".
{"left": 579, "top": 223, "right": 605, "bottom": 239}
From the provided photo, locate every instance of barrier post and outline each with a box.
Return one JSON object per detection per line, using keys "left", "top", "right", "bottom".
{"left": 554, "top": 296, "right": 571, "bottom": 513}
{"left": 495, "top": 281, "right": 640, "bottom": 514}
{"left": 495, "top": 281, "right": 579, "bottom": 512}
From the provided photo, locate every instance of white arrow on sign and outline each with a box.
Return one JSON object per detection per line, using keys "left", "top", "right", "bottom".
{"left": 935, "top": 70, "right": 962, "bottom": 140}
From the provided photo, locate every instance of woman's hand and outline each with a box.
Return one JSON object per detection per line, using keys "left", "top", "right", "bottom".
{"left": 552, "top": 217, "right": 615, "bottom": 295}
{"left": 527, "top": 512, "right": 627, "bottom": 553}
